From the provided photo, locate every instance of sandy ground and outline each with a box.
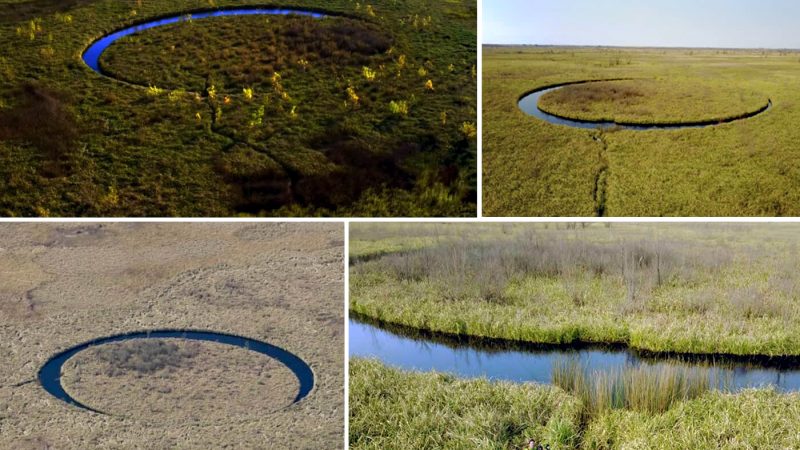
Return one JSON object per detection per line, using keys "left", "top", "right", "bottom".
{"left": 0, "top": 223, "right": 343, "bottom": 448}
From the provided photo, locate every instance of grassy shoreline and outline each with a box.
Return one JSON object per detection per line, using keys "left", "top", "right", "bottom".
{"left": 351, "top": 223, "right": 800, "bottom": 358}
{"left": 351, "top": 359, "right": 800, "bottom": 450}
{"left": 350, "top": 358, "right": 583, "bottom": 449}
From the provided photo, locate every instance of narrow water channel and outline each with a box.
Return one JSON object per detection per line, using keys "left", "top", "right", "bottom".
{"left": 38, "top": 330, "right": 314, "bottom": 413}
{"left": 518, "top": 81, "right": 772, "bottom": 130}
{"left": 350, "top": 318, "right": 800, "bottom": 391}
{"left": 82, "top": 8, "right": 329, "bottom": 75}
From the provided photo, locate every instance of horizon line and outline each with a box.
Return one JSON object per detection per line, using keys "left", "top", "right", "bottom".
{"left": 482, "top": 43, "right": 800, "bottom": 52}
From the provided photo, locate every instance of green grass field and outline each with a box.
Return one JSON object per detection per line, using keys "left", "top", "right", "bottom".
{"left": 0, "top": 0, "right": 476, "bottom": 217}
{"left": 483, "top": 46, "right": 800, "bottom": 217}
{"left": 350, "top": 223, "right": 800, "bottom": 449}
{"left": 351, "top": 359, "right": 800, "bottom": 450}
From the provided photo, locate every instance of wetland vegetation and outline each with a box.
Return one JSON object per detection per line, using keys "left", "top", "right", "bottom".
{"left": 350, "top": 223, "right": 800, "bottom": 449}
{"left": 483, "top": 47, "right": 800, "bottom": 217}
{"left": 351, "top": 223, "right": 800, "bottom": 356}
{"left": 536, "top": 79, "right": 768, "bottom": 125}
{"left": 0, "top": 0, "right": 476, "bottom": 217}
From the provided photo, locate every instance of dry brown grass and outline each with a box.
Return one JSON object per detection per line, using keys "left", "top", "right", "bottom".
{"left": 62, "top": 340, "right": 300, "bottom": 421}
{"left": 0, "top": 223, "right": 343, "bottom": 448}
{"left": 546, "top": 82, "right": 645, "bottom": 111}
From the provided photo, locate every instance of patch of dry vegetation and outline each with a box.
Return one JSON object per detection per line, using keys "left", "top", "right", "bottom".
{"left": 0, "top": 223, "right": 343, "bottom": 448}
{"left": 62, "top": 339, "right": 299, "bottom": 421}
{"left": 351, "top": 223, "right": 800, "bottom": 356}
{"left": 537, "top": 79, "right": 767, "bottom": 125}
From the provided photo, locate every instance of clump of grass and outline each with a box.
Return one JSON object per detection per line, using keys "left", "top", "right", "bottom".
{"left": 583, "top": 388, "right": 800, "bottom": 449}
{"left": 362, "top": 66, "right": 377, "bottom": 81}
{"left": 167, "top": 88, "right": 185, "bottom": 102}
{"left": 145, "top": 84, "right": 163, "bottom": 96}
{"left": 729, "top": 286, "right": 786, "bottom": 319}
{"left": 389, "top": 100, "right": 409, "bottom": 116}
{"left": 460, "top": 121, "right": 477, "bottom": 138}
{"left": 350, "top": 358, "right": 582, "bottom": 449}
{"left": 93, "top": 340, "right": 200, "bottom": 376}
{"left": 552, "top": 357, "right": 729, "bottom": 417}
{"left": 346, "top": 86, "right": 359, "bottom": 106}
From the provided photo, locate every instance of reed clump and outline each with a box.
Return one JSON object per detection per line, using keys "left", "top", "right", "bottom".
{"left": 552, "top": 357, "right": 730, "bottom": 416}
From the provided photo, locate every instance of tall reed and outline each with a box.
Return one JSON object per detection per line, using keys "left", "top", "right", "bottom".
{"left": 360, "top": 231, "right": 733, "bottom": 304}
{"left": 552, "top": 357, "right": 731, "bottom": 416}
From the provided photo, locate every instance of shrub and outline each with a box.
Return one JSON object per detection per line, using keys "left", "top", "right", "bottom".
{"left": 362, "top": 66, "right": 377, "bottom": 81}
{"left": 389, "top": 100, "right": 409, "bottom": 116}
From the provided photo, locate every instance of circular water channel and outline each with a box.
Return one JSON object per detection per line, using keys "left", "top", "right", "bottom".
{"left": 38, "top": 330, "right": 314, "bottom": 414}
{"left": 350, "top": 317, "right": 800, "bottom": 392}
{"left": 518, "top": 81, "right": 772, "bottom": 130}
{"left": 82, "top": 8, "right": 329, "bottom": 76}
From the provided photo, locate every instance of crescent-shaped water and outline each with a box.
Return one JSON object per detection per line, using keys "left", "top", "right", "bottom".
{"left": 83, "top": 8, "right": 328, "bottom": 75}
{"left": 38, "top": 330, "right": 314, "bottom": 414}
{"left": 350, "top": 317, "right": 800, "bottom": 391}
{"left": 518, "top": 80, "right": 772, "bottom": 130}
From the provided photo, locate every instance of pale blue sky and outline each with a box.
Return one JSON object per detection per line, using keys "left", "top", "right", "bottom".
{"left": 483, "top": 0, "right": 800, "bottom": 49}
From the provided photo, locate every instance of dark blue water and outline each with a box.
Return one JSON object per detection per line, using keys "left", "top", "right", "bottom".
{"left": 38, "top": 330, "right": 314, "bottom": 414}
{"left": 83, "top": 8, "right": 327, "bottom": 74}
{"left": 518, "top": 81, "right": 771, "bottom": 130}
{"left": 350, "top": 318, "right": 800, "bottom": 392}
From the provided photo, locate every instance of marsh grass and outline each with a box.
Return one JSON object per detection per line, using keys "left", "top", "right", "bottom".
{"left": 102, "top": 16, "right": 393, "bottom": 93}
{"left": 350, "top": 223, "right": 800, "bottom": 356}
{"left": 362, "top": 230, "right": 731, "bottom": 304}
{"left": 350, "top": 358, "right": 582, "bottom": 449}
{"left": 537, "top": 79, "right": 767, "bottom": 125}
{"left": 583, "top": 388, "right": 800, "bottom": 449}
{"left": 552, "top": 357, "right": 730, "bottom": 416}
{"left": 482, "top": 47, "right": 800, "bottom": 217}
{"left": 0, "top": 0, "right": 476, "bottom": 217}
{"left": 729, "top": 286, "right": 788, "bottom": 319}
